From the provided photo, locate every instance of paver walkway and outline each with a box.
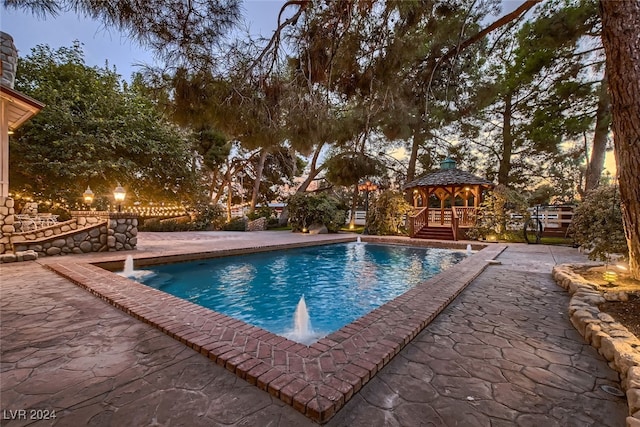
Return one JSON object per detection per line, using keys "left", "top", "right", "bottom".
{"left": 329, "top": 244, "right": 627, "bottom": 426}
{"left": 0, "top": 235, "right": 628, "bottom": 426}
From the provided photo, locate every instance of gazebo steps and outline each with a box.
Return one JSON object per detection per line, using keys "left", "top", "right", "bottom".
{"left": 414, "top": 226, "right": 455, "bottom": 240}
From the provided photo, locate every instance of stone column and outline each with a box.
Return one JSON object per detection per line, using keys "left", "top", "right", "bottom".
{"left": 108, "top": 213, "right": 138, "bottom": 251}
{"left": 1, "top": 32, "right": 18, "bottom": 88}
{"left": 0, "top": 196, "right": 15, "bottom": 254}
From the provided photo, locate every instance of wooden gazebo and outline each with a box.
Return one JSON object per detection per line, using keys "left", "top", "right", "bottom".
{"left": 404, "top": 158, "right": 494, "bottom": 240}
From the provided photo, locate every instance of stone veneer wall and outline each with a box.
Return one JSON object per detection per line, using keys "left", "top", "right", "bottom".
{"left": 246, "top": 217, "right": 267, "bottom": 231}
{"left": 0, "top": 201, "right": 138, "bottom": 262}
{"left": 553, "top": 265, "right": 640, "bottom": 427}
{"left": 13, "top": 221, "right": 108, "bottom": 256}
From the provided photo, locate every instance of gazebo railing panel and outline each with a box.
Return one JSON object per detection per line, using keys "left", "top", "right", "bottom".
{"left": 428, "top": 209, "right": 452, "bottom": 226}
{"left": 409, "top": 207, "right": 428, "bottom": 237}
{"left": 425, "top": 208, "right": 478, "bottom": 228}
{"left": 409, "top": 207, "right": 480, "bottom": 237}
{"left": 454, "top": 207, "right": 476, "bottom": 227}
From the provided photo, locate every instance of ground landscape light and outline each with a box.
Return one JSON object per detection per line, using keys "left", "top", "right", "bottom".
{"left": 603, "top": 270, "right": 618, "bottom": 285}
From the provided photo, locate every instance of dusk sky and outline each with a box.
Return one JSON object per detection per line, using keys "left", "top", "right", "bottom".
{"left": 0, "top": 1, "right": 296, "bottom": 79}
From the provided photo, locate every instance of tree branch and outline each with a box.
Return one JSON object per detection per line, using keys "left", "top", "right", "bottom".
{"left": 246, "top": 0, "right": 309, "bottom": 75}
{"left": 441, "top": 0, "right": 543, "bottom": 64}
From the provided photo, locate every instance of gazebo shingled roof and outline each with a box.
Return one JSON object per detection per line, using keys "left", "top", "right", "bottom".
{"left": 403, "top": 168, "right": 493, "bottom": 189}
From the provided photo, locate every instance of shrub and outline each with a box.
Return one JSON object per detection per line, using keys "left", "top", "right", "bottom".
{"left": 192, "top": 204, "right": 225, "bottom": 230}
{"left": 287, "top": 192, "right": 347, "bottom": 233}
{"left": 367, "top": 190, "right": 412, "bottom": 235}
{"left": 138, "top": 204, "right": 225, "bottom": 232}
{"left": 247, "top": 205, "right": 275, "bottom": 221}
{"left": 467, "top": 184, "right": 529, "bottom": 240}
{"left": 266, "top": 217, "right": 280, "bottom": 229}
{"left": 140, "top": 218, "right": 195, "bottom": 232}
{"left": 569, "top": 185, "right": 627, "bottom": 261}
{"left": 221, "top": 218, "right": 247, "bottom": 231}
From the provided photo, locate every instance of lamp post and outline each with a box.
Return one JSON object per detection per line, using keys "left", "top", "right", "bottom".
{"left": 358, "top": 180, "right": 378, "bottom": 234}
{"left": 82, "top": 186, "right": 94, "bottom": 209}
{"left": 113, "top": 183, "right": 126, "bottom": 213}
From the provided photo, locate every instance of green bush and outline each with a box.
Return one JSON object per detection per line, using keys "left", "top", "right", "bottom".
{"left": 367, "top": 190, "right": 412, "bottom": 235}
{"left": 192, "top": 204, "right": 225, "bottom": 230}
{"left": 221, "top": 218, "right": 247, "bottom": 231}
{"left": 266, "top": 217, "right": 280, "bottom": 229}
{"left": 287, "top": 192, "right": 347, "bottom": 233}
{"left": 140, "top": 218, "right": 196, "bottom": 232}
{"left": 569, "top": 185, "right": 627, "bottom": 261}
{"left": 467, "top": 184, "right": 529, "bottom": 240}
{"left": 139, "top": 204, "right": 225, "bottom": 232}
{"left": 247, "top": 205, "right": 275, "bottom": 221}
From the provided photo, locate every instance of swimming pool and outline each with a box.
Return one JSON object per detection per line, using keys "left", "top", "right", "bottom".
{"left": 48, "top": 235, "right": 502, "bottom": 422}
{"left": 132, "top": 242, "right": 466, "bottom": 343}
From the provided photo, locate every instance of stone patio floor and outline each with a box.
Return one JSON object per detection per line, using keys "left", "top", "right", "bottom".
{"left": 0, "top": 231, "right": 628, "bottom": 426}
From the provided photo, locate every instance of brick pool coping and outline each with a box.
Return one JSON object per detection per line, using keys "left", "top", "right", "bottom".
{"left": 45, "top": 237, "right": 506, "bottom": 423}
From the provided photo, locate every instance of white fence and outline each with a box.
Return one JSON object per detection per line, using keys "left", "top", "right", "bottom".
{"left": 510, "top": 206, "right": 574, "bottom": 230}
{"left": 347, "top": 210, "right": 367, "bottom": 225}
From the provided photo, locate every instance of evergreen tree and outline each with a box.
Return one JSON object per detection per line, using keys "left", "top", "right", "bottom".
{"left": 462, "top": 0, "right": 600, "bottom": 189}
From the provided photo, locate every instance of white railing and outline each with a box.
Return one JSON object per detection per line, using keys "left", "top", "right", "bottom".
{"left": 509, "top": 206, "right": 574, "bottom": 230}
{"left": 347, "top": 210, "right": 367, "bottom": 225}
{"left": 14, "top": 214, "right": 59, "bottom": 232}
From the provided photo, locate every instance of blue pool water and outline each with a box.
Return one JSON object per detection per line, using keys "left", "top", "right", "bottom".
{"left": 135, "top": 243, "right": 466, "bottom": 342}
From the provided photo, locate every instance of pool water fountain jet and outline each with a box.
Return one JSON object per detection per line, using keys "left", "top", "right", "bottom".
{"left": 466, "top": 244, "right": 472, "bottom": 255}
{"left": 285, "top": 296, "right": 322, "bottom": 345}
{"left": 357, "top": 236, "right": 362, "bottom": 243}
{"left": 294, "top": 296, "right": 311, "bottom": 336}
{"left": 118, "top": 255, "right": 155, "bottom": 280}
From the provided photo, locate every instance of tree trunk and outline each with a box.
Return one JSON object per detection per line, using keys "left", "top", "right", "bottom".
{"left": 295, "top": 143, "right": 325, "bottom": 193}
{"left": 250, "top": 148, "right": 269, "bottom": 214}
{"left": 208, "top": 170, "right": 219, "bottom": 201}
{"left": 600, "top": 0, "right": 640, "bottom": 279}
{"left": 407, "top": 131, "right": 425, "bottom": 182}
{"left": 585, "top": 72, "right": 611, "bottom": 192}
{"left": 497, "top": 94, "right": 513, "bottom": 186}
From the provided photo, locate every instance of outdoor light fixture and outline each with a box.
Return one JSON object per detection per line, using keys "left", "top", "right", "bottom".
{"left": 113, "top": 183, "right": 126, "bottom": 212}
{"left": 83, "top": 186, "right": 94, "bottom": 206}
{"left": 603, "top": 270, "right": 618, "bottom": 285}
{"left": 358, "top": 180, "right": 378, "bottom": 235}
